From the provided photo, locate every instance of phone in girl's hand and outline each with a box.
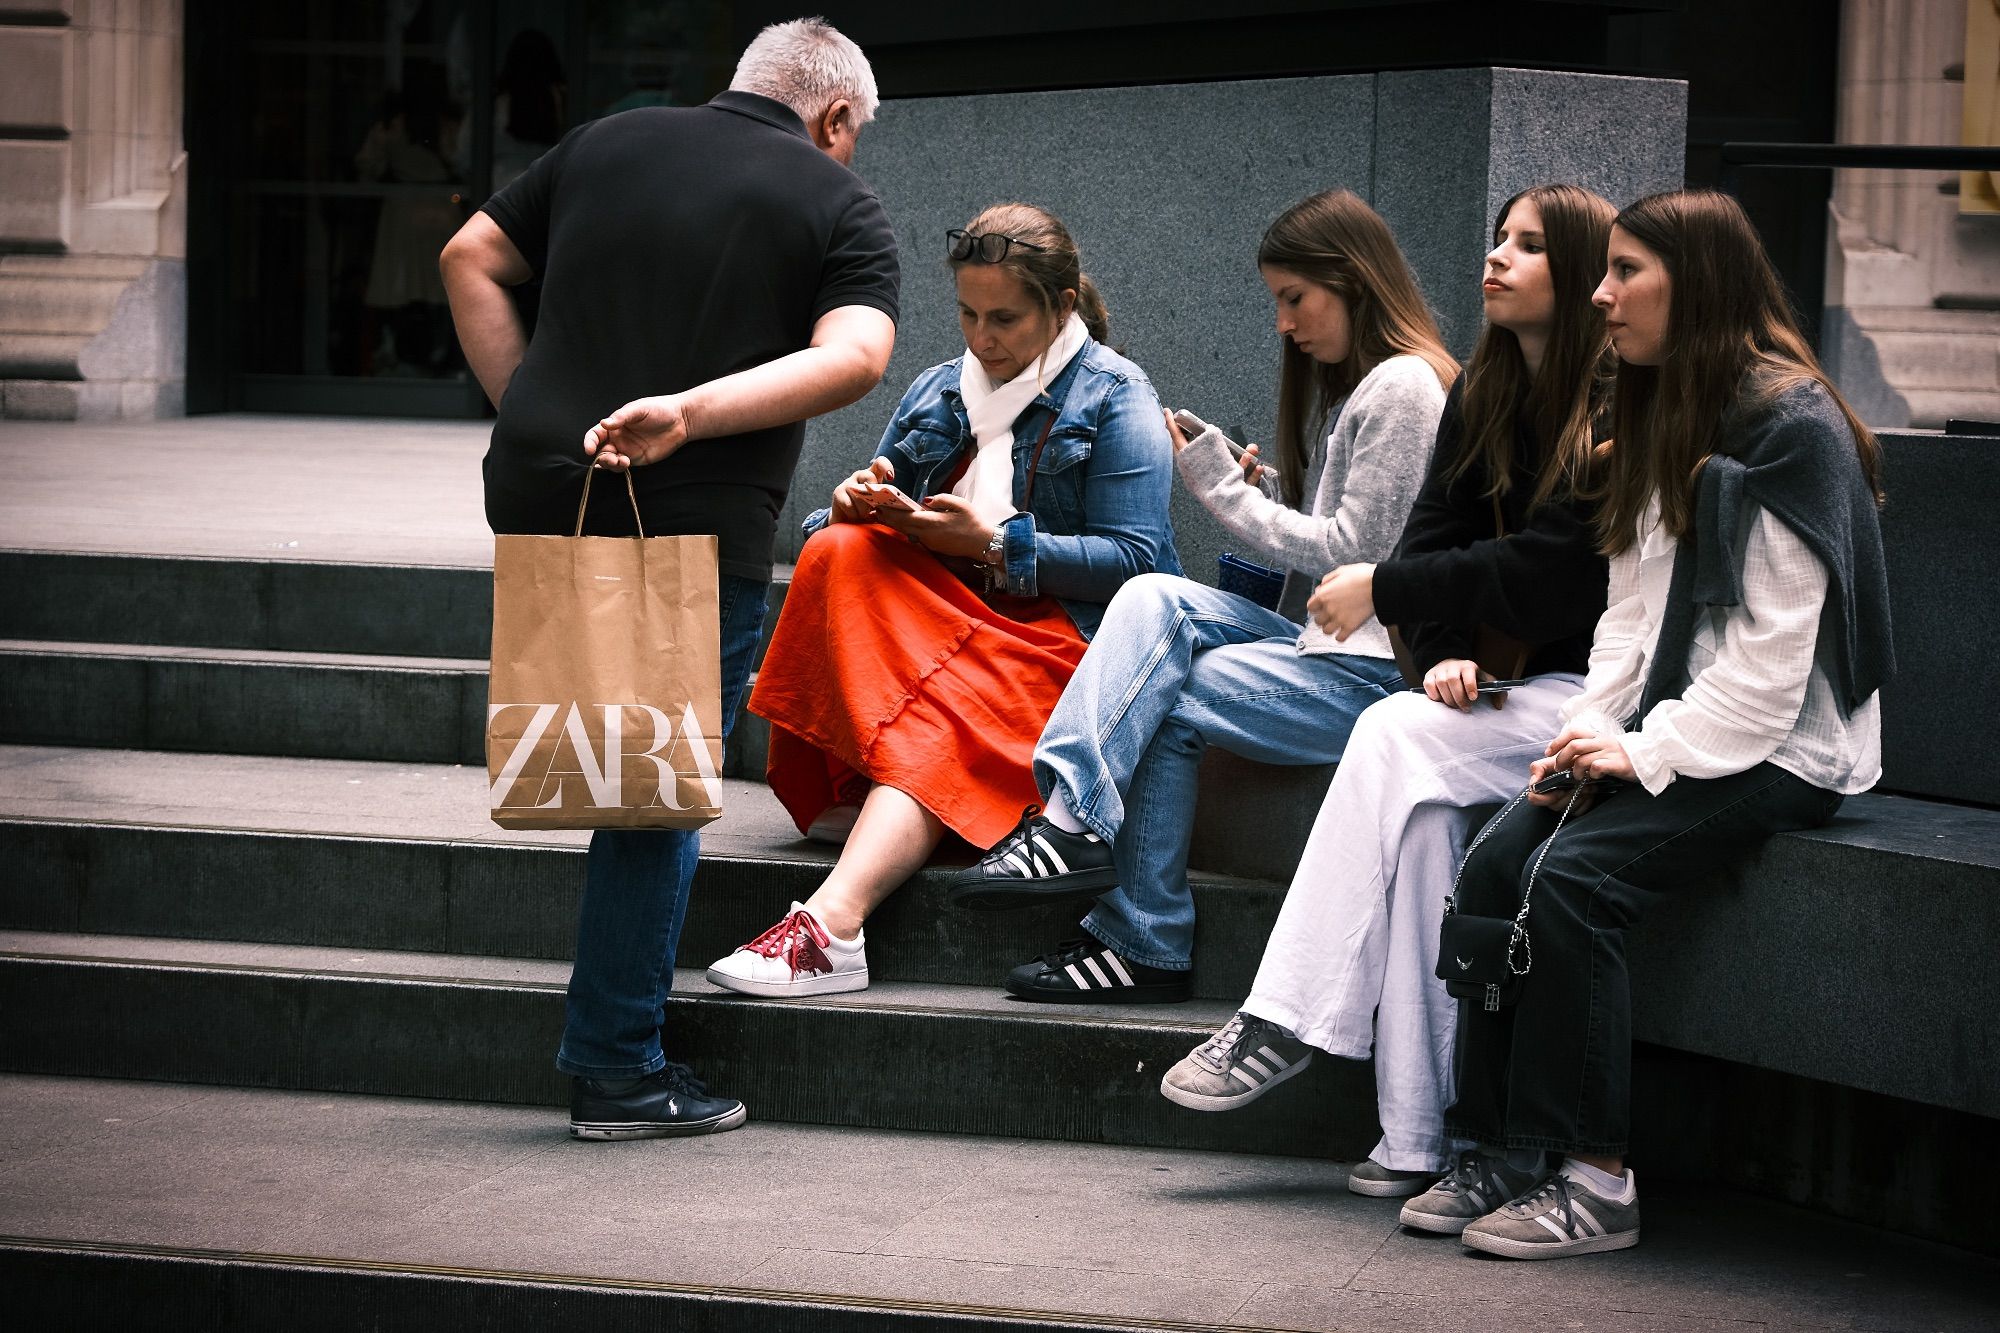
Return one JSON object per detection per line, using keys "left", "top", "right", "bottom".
{"left": 1174, "top": 408, "right": 1280, "bottom": 482}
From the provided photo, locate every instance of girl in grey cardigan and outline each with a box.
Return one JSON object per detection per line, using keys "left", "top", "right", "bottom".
{"left": 947, "top": 189, "right": 1456, "bottom": 1004}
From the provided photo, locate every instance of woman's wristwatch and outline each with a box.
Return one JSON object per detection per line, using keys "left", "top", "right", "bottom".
{"left": 980, "top": 525, "right": 1008, "bottom": 593}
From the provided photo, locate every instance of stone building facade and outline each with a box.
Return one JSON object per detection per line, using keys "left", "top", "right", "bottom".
{"left": 1824, "top": 0, "right": 2000, "bottom": 426}
{"left": 1, "top": 2, "right": 1993, "bottom": 427}
{"left": 0, "top": 1, "right": 186, "bottom": 420}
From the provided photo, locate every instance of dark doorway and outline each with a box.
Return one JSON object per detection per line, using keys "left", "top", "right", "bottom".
{"left": 185, "top": 0, "right": 733, "bottom": 417}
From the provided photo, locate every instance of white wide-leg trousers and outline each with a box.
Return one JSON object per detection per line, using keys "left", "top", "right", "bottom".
{"left": 1242, "top": 675, "right": 1583, "bottom": 1173}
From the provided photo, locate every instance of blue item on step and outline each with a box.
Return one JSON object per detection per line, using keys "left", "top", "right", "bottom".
{"left": 1217, "top": 552, "right": 1285, "bottom": 610}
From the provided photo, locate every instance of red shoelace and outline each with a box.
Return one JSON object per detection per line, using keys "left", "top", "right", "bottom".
{"left": 740, "top": 909, "right": 833, "bottom": 978}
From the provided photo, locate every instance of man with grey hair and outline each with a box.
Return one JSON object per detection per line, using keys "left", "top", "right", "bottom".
{"left": 729, "top": 15, "right": 880, "bottom": 155}
{"left": 441, "top": 17, "right": 899, "bottom": 1141}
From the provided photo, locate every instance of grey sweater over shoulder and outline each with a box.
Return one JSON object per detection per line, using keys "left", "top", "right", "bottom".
{"left": 1174, "top": 353, "right": 1448, "bottom": 658}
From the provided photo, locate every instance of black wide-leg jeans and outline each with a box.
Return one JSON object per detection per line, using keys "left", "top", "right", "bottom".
{"left": 1442, "top": 761, "right": 1844, "bottom": 1156}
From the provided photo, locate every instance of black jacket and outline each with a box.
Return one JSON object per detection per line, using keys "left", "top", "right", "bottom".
{"left": 1371, "top": 381, "right": 1608, "bottom": 679}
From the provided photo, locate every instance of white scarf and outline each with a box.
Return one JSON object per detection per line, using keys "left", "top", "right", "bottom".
{"left": 951, "top": 313, "right": 1090, "bottom": 526}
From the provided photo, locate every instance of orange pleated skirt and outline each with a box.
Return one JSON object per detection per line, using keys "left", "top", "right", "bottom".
{"left": 749, "top": 521, "right": 1089, "bottom": 850}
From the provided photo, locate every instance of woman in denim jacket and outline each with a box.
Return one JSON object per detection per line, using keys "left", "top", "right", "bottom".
{"left": 708, "top": 201, "right": 1180, "bottom": 998}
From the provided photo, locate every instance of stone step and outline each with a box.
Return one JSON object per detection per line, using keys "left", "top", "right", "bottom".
{"left": 0, "top": 548, "right": 792, "bottom": 664}
{"left": 1846, "top": 304, "right": 2000, "bottom": 336}
{"left": 1903, "top": 388, "right": 2000, "bottom": 428}
{"left": 1861, "top": 328, "right": 2000, "bottom": 393}
{"left": 11, "top": 1075, "right": 1988, "bottom": 1333}
{"left": 0, "top": 623, "right": 1323, "bottom": 876}
{"left": 0, "top": 640, "right": 770, "bottom": 777}
{"left": 0, "top": 932, "right": 1379, "bottom": 1161}
{"left": 14, "top": 1072, "right": 2000, "bottom": 1332}
{"left": 0, "top": 550, "right": 497, "bottom": 659}
{"left": 0, "top": 749, "right": 1284, "bottom": 1002}
{"left": 0, "top": 639, "right": 489, "bottom": 765}
{"left": 5, "top": 744, "right": 1996, "bottom": 1124}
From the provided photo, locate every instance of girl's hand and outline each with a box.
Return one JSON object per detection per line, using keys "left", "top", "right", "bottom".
{"left": 1423, "top": 657, "right": 1499, "bottom": 712}
{"left": 1543, "top": 725, "right": 1635, "bottom": 782}
{"left": 1307, "top": 564, "right": 1376, "bottom": 642}
{"left": 888, "top": 492, "right": 995, "bottom": 559}
{"left": 830, "top": 457, "right": 897, "bottom": 523}
{"left": 1163, "top": 409, "right": 1270, "bottom": 483}
{"left": 1526, "top": 726, "right": 1634, "bottom": 807}
{"left": 1236, "top": 441, "right": 1272, "bottom": 485}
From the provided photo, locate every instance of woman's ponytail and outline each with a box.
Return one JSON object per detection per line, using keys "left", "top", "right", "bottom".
{"left": 1074, "top": 273, "right": 1111, "bottom": 343}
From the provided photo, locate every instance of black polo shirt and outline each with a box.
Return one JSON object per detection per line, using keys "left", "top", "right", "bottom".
{"left": 481, "top": 91, "right": 901, "bottom": 579}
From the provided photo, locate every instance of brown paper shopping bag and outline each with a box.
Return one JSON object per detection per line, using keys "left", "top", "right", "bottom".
{"left": 487, "top": 469, "right": 724, "bottom": 830}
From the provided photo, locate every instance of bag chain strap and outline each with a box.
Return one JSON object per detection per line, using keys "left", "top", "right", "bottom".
{"left": 1442, "top": 781, "right": 1595, "bottom": 981}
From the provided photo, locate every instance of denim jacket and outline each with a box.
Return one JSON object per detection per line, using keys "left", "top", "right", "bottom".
{"left": 803, "top": 338, "right": 1181, "bottom": 639}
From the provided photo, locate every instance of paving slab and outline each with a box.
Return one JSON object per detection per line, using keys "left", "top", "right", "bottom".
{"left": 0, "top": 416, "right": 495, "bottom": 567}
{"left": 1, "top": 1076, "right": 1994, "bottom": 1332}
{"left": 1344, "top": 1192, "right": 2000, "bottom": 1333}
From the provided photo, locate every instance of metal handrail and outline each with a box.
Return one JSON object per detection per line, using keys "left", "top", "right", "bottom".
{"left": 1719, "top": 142, "right": 2000, "bottom": 189}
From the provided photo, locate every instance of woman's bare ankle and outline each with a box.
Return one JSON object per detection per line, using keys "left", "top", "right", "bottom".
{"left": 802, "top": 891, "right": 864, "bottom": 941}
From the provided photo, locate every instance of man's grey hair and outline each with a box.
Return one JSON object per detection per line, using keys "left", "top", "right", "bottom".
{"left": 730, "top": 17, "right": 879, "bottom": 128}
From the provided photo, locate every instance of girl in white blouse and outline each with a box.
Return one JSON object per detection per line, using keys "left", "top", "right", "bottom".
{"left": 1404, "top": 189, "right": 1890, "bottom": 1261}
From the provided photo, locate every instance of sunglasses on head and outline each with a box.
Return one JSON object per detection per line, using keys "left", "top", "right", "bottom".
{"left": 946, "top": 228, "right": 1047, "bottom": 263}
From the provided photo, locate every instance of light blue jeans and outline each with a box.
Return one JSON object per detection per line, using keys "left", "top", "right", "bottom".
{"left": 1031, "top": 573, "right": 1405, "bottom": 970}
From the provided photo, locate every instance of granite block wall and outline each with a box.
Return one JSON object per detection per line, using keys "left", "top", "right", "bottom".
{"left": 1875, "top": 429, "right": 2000, "bottom": 806}
{"left": 778, "top": 67, "right": 1688, "bottom": 585}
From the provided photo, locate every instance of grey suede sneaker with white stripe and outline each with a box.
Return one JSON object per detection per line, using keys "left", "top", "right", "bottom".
{"left": 1460, "top": 1168, "right": 1641, "bottom": 1259}
{"left": 1399, "top": 1150, "right": 1547, "bottom": 1235}
{"left": 1159, "top": 1012, "right": 1313, "bottom": 1110}
{"left": 947, "top": 807, "right": 1119, "bottom": 911}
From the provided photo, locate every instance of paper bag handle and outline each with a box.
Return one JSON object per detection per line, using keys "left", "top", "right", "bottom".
{"left": 575, "top": 466, "right": 647, "bottom": 538}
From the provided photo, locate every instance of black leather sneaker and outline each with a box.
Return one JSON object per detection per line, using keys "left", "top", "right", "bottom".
{"left": 948, "top": 806, "right": 1119, "bottom": 910}
{"left": 1006, "top": 938, "right": 1193, "bottom": 1004}
{"left": 569, "top": 1063, "right": 748, "bottom": 1140}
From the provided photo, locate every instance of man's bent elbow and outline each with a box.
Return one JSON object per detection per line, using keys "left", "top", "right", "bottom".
{"left": 835, "top": 340, "right": 891, "bottom": 404}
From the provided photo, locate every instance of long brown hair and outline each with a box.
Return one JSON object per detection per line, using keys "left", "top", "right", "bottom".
{"left": 1257, "top": 190, "right": 1458, "bottom": 507}
{"left": 949, "top": 202, "right": 1111, "bottom": 344}
{"left": 1596, "top": 190, "right": 1883, "bottom": 555}
{"left": 1450, "top": 184, "right": 1617, "bottom": 509}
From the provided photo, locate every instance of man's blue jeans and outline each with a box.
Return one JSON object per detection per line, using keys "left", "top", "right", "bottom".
{"left": 556, "top": 573, "right": 769, "bottom": 1078}
{"left": 1031, "top": 573, "right": 1404, "bottom": 971}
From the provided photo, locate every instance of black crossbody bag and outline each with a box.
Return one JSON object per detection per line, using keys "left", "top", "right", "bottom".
{"left": 1435, "top": 782, "right": 1607, "bottom": 1012}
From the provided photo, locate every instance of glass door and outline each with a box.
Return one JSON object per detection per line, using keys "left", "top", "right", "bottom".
{"left": 190, "top": 0, "right": 729, "bottom": 418}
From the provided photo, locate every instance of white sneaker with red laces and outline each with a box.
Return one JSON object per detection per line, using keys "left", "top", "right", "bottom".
{"left": 705, "top": 902, "right": 869, "bottom": 998}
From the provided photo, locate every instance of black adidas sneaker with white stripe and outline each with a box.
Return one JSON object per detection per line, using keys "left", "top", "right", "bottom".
{"left": 1006, "top": 938, "right": 1192, "bottom": 1004}
{"left": 947, "top": 806, "right": 1119, "bottom": 911}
